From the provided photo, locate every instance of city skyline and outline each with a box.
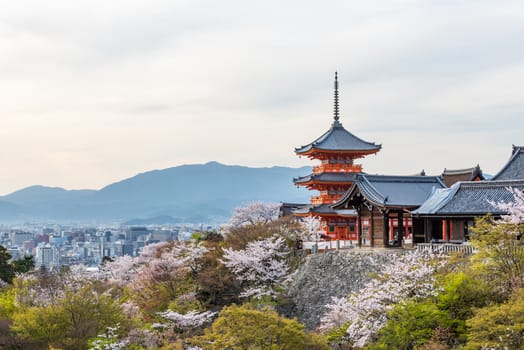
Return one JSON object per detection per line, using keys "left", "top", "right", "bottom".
{"left": 1, "top": 1, "right": 523, "bottom": 195}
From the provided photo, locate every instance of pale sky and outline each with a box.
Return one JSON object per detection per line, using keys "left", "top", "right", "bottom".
{"left": 1, "top": 0, "right": 523, "bottom": 195}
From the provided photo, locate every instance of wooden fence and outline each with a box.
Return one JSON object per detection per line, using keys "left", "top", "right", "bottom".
{"left": 416, "top": 243, "right": 476, "bottom": 254}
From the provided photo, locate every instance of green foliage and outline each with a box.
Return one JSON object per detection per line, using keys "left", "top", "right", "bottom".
{"left": 326, "top": 322, "right": 351, "bottom": 343}
{"left": 0, "top": 246, "right": 14, "bottom": 283}
{"left": 11, "top": 305, "right": 64, "bottom": 348}
{"left": 437, "top": 272, "right": 493, "bottom": 320}
{"left": 0, "top": 247, "right": 36, "bottom": 284}
{"left": 11, "top": 255, "right": 35, "bottom": 274}
{"left": 465, "top": 287, "right": 524, "bottom": 350}
{"left": 368, "top": 300, "right": 461, "bottom": 350}
{"left": 11, "top": 283, "right": 129, "bottom": 349}
{"left": 192, "top": 230, "right": 223, "bottom": 242}
{"left": 190, "top": 304, "right": 328, "bottom": 350}
{"left": 470, "top": 214, "right": 524, "bottom": 294}
{"left": 195, "top": 240, "right": 240, "bottom": 308}
{"left": 0, "top": 288, "right": 17, "bottom": 319}
{"left": 0, "top": 287, "right": 20, "bottom": 348}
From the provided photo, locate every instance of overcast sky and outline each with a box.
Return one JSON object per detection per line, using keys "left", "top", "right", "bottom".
{"left": 0, "top": 0, "right": 523, "bottom": 195}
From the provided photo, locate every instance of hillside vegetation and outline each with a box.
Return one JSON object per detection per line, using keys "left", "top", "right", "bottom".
{"left": 0, "top": 198, "right": 522, "bottom": 349}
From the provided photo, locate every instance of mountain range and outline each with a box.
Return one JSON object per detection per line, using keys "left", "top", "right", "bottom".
{"left": 0, "top": 162, "right": 311, "bottom": 224}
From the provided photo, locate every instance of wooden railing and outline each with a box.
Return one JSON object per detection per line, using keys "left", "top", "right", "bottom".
{"left": 313, "top": 163, "right": 362, "bottom": 174}
{"left": 311, "top": 194, "right": 342, "bottom": 205}
{"left": 416, "top": 243, "right": 476, "bottom": 254}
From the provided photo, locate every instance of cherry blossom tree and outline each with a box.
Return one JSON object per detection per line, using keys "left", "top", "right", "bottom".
{"left": 221, "top": 235, "right": 289, "bottom": 298}
{"left": 320, "top": 250, "right": 445, "bottom": 347}
{"left": 493, "top": 187, "right": 524, "bottom": 226}
{"left": 299, "top": 216, "right": 322, "bottom": 241}
{"left": 227, "top": 201, "right": 281, "bottom": 228}
{"left": 155, "top": 310, "right": 216, "bottom": 331}
{"left": 102, "top": 241, "right": 208, "bottom": 288}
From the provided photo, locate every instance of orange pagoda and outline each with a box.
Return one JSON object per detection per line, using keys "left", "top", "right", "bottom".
{"left": 293, "top": 73, "right": 381, "bottom": 240}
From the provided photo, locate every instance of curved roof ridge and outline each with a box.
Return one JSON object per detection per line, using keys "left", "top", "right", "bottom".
{"left": 359, "top": 174, "right": 387, "bottom": 204}
{"left": 442, "top": 165, "right": 481, "bottom": 175}
{"left": 295, "top": 124, "right": 381, "bottom": 154}
{"left": 363, "top": 174, "right": 445, "bottom": 183}
{"left": 460, "top": 178, "right": 524, "bottom": 188}
{"left": 413, "top": 182, "right": 460, "bottom": 215}
{"left": 293, "top": 172, "right": 359, "bottom": 184}
{"left": 492, "top": 145, "right": 524, "bottom": 180}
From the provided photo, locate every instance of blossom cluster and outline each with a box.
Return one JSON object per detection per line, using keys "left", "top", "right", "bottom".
{"left": 155, "top": 309, "right": 216, "bottom": 330}
{"left": 320, "top": 250, "right": 445, "bottom": 347}
{"left": 492, "top": 187, "right": 524, "bottom": 225}
{"left": 227, "top": 201, "right": 281, "bottom": 228}
{"left": 299, "top": 216, "right": 322, "bottom": 241}
{"left": 221, "top": 235, "right": 289, "bottom": 298}
{"left": 102, "top": 241, "right": 208, "bottom": 289}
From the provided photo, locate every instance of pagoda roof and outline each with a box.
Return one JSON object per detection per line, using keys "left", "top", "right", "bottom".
{"left": 293, "top": 172, "right": 358, "bottom": 185}
{"left": 294, "top": 72, "right": 381, "bottom": 156}
{"left": 441, "top": 165, "right": 484, "bottom": 187}
{"left": 492, "top": 145, "right": 524, "bottom": 180}
{"left": 279, "top": 202, "right": 307, "bottom": 217}
{"left": 333, "top": 174, "right": 446, "bottom": 210}
{"left": 295, "top": 123, "right": 381, "bottom": 155}
{"left": 413, "top": 179, "right": 524, "bottom": 217}
{"left": 292, "top": 203, "right": 342, "bottom": 216}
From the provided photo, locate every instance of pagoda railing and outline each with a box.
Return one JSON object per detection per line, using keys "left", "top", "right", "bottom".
{"left": 313, "top": 163, "right": 362, "bottom": 174}
{"left": 311, "top": 194, "right": 341, "bottom": 205}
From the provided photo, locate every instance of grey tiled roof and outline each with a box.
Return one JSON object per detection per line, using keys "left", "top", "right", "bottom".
{"left": 295, "top": 124, "right": 381, "bottom": 154}
{"left": 292, "top": 203, "right": 338, "bottom": 215}
{"left": 293, "top": 172, "right": 358, "bottom": 184}
{"left": 334, "top": 174, "right": 446, "bottom": 209}
{"left": 280, "top": 202, "right": 307, "bottom": 217}
{"left": 492, "top": 146, "right": 524, "bottom": 180}
{"left": 413, "top": 179, "right": 524, "bottom": 216}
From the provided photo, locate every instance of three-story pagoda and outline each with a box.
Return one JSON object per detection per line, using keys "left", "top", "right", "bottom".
{"left": 293, "top": 73, "right": 381, "bottom": 240}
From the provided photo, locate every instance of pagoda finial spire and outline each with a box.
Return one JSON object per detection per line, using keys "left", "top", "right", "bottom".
{"left": 333, "top": 71, "right": 341, "bottom": 126}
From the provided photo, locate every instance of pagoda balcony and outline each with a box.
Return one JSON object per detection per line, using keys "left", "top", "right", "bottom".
{"left": 311, "top": 194, "right": 342, "bottom": 205}
{"left": 313, "top": 163, "right": 362, "bottom": 174}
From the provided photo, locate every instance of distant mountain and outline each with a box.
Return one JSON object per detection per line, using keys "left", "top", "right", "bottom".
{"left": 0, "top": 162, "right": 311, "bottom": 224}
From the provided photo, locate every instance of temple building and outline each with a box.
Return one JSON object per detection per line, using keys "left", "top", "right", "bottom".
{"left": 440, "top": 165, "right": 484, "bottom": 187}
{"left": 293, "top": 73, "right": 381, "bottom": 240}
{"left": 412, "top": 145, "right": 524, "bottom": 242}
{"left": 332, "top": 174, "right": 446, "bottom": 247}
{"left": 412, "top": 179, "right": 524, "bottom": 242}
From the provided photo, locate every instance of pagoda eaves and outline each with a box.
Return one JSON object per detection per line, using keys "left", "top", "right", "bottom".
{"left": 291, "top": 72, "right": 382, "bottom": 241}
{"left": 293, "top": 172, "right": 358, "bottom": 188}
{"left": 295, "top": 123, "right": 381, "bottom": 158}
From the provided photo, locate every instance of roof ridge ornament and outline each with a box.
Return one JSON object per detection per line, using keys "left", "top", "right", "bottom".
{"left": 333, "top": 71, "right": 342, "bottom": 127}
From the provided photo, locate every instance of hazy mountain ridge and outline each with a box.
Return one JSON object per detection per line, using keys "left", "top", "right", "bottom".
{"left": 0, "top": 162, "right": 311, "bottom": 224}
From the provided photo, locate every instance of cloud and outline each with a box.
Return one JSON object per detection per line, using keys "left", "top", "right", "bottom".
{"left": 0, "top": 0, "right": 523, "bottom": 193}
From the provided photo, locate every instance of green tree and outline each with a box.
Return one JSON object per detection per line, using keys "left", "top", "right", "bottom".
{"left": 465, "top": 287, "right": 524, "bottom": 350}
{"left": 11, "top": 283, "right": 128, "bottom": 350}
{"left": 0, "top": 246, "right": 14, "bottom": 284}
{"left": 0, "top": 247, "right": 35, "bottom": 284}
{"left": 436, "top": 272, "right": 494, "bottom": 320}
{"left": 11, "top": 255, "right": 35, "bottom": 274}
{"left": 368, "top": 300, "right": 462, "bottom": 350}
{"left": 470, "top": 214, "right": 524, "bottom": 294}
{"left": 0, "top": 287, "right": 21, "bottom": 348}
{"left": 190, "top": 304, "right": 328, "bottom": 350}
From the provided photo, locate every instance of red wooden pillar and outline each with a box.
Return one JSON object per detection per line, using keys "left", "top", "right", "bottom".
{"left": 442, "top": 220, "right": 447, "bottom": 241}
